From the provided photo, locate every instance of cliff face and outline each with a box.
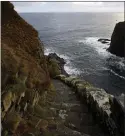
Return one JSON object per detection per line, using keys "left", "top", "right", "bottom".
{"left": 108, "top": 21, "right": 125, "bottom": 57}
{"left": 1, "top": 2, "right": 50, "bottom": 89}
{"left": 1, "top": 2, "right": 54, "bottom": 135}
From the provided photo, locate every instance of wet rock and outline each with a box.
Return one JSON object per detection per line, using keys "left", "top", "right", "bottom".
{"left": 98, "top": 38, "right": 110, "bottom": 44}
{"left": 48, "top": 53, "right": 65, "bottom": 65}
{"left": 37, "top": 119, "right": 48, "bottom": 131}
{"left": 47, "top": 53, "right": 69, "bottom": 76}
{"left": 71, "top": 79, "right": 84, "bottom": 88}
{"left": 76, "top": 82, "right": 92, "bottom": 95}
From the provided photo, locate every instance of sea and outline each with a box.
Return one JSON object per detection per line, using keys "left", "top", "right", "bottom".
{"left": 20, "top": 12, "right": 125, "bottom": 96}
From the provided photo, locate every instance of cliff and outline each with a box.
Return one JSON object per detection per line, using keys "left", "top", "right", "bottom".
{"left": 108, "top": 21, "right": 125, "bottom": 57}
{"left": 1, "top": 2, "right": 55, "bottom": 135}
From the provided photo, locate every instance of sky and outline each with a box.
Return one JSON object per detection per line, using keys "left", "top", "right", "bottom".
{"left": 12, "top": 2, "right": 124, "bottom": 13}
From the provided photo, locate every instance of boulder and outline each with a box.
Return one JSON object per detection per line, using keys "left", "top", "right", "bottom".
{"left": 108, "top": 22, "right": 125, "bottom": 57}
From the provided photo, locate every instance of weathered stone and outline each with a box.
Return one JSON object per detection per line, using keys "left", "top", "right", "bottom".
{"left": 4, "top": 111, "right": 21, "bottom": 132}
{"left": 85, "top": 87, "right": 118, "bottom": 135}
{"left": 55, "top": 74, "right": 66, "bottom": 82}
{"left": 2, "top": 91, "right": 12, "bottom": 112}
{"left": 71, "top": 79, "right": 84, "bottom": 88}
{"left": 47, "top": 58, "right": 61, "bottom": 78}
{"left": 98, "top": 38, "right": 110, "bottom": 44}
{"left": 47, "top": 53, "right": 68, "bottom": 76}
{"left": 64, "top": 76, "right": 77, "bottom": 86}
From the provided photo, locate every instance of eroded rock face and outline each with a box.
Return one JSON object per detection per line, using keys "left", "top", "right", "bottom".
{"left": 46, "top": 53, "right": 68, "bottom": 77}
{"left": 108, "top": 22, "right": 125, "bottom": 57}
{"left": 1, "top": 2, "right": 55, "bottom": 135}
{"left": 1, "top": 1, "right": 50, "bottom": 90}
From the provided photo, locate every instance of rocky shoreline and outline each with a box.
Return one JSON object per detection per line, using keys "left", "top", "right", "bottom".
{"left": 1, "top": 1, "right": 125, "bottom": 135}
{"left": 47, "top": 52, "right": 125, "bottom": 136}
{"left": 46, "top": 53, "right": 69, "bottom": 77}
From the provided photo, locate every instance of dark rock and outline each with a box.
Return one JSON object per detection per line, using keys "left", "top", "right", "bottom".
{"left": 108, "top": 22, "right": 125, "bottom": 57}
{"left": 98, "top": 38, "right": 110, "bottom": 44}
{"left": 48, "top": 53, "right": 65, "bottom": 65}
{"left": 47, "top": 53, "right": 69, "bottom": 76}
{"left": 110, "top": 95, "right": 125, "bottom": 135}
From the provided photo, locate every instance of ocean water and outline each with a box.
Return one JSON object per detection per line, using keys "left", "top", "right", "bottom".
{"left": 20, "top": 12, "right": 125, "bottom": 96}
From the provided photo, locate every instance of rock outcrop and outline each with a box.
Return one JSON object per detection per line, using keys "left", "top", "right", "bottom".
{"left": 108, "top": 22, "right": 125, "bottom": 57}
{"left": 46, "top": 53, "right": 68, "bottom": 77}
{"left": 98, "top": 38, "right": 110, "bottom": 45}
{"left": 1, "top": 2, "right": 56, "bottom": 135}
{"left": 56, "top": 75, "right": 125, "bottom": 136}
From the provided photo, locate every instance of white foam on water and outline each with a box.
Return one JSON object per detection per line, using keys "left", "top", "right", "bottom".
{"left": 79, "top": 37, "right": 111, "bottom": 57}
{"left": 44, "top": 47, "right": 81, "bottom": 76}
{"left": 79, "top": 37, "right": 125, "bottom": 79}
{"left": 64, "top": 61, "right": 81, "bottom": 76}
{"left": 44, "top": 48, "right": 54, "bottom": 55}
{"left": 110, "top": 69, "right": 125, "bottom": 80}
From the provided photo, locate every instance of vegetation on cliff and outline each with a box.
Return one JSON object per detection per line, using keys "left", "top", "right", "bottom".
{"left": 1, "top": 2, "right": 57, "bottom": 135}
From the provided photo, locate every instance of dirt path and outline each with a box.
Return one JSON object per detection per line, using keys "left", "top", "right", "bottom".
{"left": 49, "top": 79, "right": 109, "bottom": 136}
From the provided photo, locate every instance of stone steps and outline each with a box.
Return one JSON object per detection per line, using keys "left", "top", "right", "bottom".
{"left": 55, "top": 75, "right": 124, "bottom": 136}
{"left": 52, "top": 79, "right": 109, "bottom": 136}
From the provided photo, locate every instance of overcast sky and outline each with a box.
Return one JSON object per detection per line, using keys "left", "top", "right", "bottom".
{"left": 12, "top": 2, "right": 124, "bottom": 13}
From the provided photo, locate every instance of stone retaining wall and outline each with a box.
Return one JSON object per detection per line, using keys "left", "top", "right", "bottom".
{"left": 55, "top": 75, "right": 125, "bottom": 136}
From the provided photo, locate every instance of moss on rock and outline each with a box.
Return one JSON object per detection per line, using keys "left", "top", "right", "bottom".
{"left": 47, "top": 59, "right": 61, "bottom": 78}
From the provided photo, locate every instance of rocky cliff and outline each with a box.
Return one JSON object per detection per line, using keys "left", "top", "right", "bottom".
{"left": 1, "top": 2, "right": 56, "bottom": 135}
{"left": 108, "top": 21, "right": 125, "bottom": 57}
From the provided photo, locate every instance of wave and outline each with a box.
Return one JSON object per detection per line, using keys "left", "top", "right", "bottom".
{"left": 44, "top": 48, "right": 55, "bottom": 55}
{"left": 79, "top": 37, "right": 125, "bottom": 70}
{"left": 79, "top": 37, "right": 111, "bottom": 57}
{"left": 110, "top": 69, "right": 125, "bottom": 80}
{"left": 44, "top": 47, "right": 81, "bottom": 76}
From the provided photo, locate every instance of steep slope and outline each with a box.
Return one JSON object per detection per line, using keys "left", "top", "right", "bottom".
{"left": 1, "top": 2, "right": 55, "bottom": 135}
{"left": 1, "top": 1, "right": 50, "bottom": 89}
{"left": 108, "top": 21, "right": 125, "bottom": 57}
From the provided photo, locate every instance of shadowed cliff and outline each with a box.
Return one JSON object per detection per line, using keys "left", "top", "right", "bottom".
{"left": 1, "top": 2, "right": 56, "bottom": 135}
{"left": 1, "top": 1, "right": 50, "bottom": 89}
{"left": 108, "top": 21, "right": 125, "bottom": 57}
